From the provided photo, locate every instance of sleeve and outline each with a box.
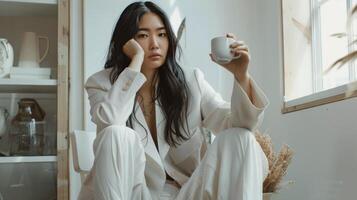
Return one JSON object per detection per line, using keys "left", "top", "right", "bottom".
{"left": 85, "top": 68, "right": 146, "bottom": 132}
{"left": 194, "top": 68, "right": 269, "bottom": 134}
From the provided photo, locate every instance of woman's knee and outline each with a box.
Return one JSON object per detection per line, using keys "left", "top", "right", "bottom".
{"left": 100, "top": 125, "right": 136, "bottom": 136}
{"left": 99, "top": 125, "right": 135, "bottom": 136}
{"left": 213, "top": 127, "right": 255, "bottom": 150}
{"left": 216, "top": 127, "right": 254, "bottom": 140}
{"left": 96, "top": 125, "right": 141, "bottom": 147}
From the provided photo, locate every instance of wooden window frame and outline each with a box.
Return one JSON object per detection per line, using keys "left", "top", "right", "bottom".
{"left": 281, "top": 0, "right": 357, "bottom": 113}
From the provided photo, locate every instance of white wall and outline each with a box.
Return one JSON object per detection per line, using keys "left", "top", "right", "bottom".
{"left": 252, "top": 1, "right": 357, "bottom": 200}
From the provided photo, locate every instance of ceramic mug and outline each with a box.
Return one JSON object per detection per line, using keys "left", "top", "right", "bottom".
{"left": 211, "top": 36, "right": 241, "bottom": 64}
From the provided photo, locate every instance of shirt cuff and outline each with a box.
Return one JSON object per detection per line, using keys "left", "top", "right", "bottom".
{"left": 233, "top": 77, "right": 269, "bottom": 111}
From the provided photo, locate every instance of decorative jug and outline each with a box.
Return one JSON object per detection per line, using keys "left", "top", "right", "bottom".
{"left": 18, "top": 32, "right": 49, "bottom": 68}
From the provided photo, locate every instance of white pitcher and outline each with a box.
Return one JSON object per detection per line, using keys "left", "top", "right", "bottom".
{"left": 18, "top": 32, "right": 49, "bottom": 68}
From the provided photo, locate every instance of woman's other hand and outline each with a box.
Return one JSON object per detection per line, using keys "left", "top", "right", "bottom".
{"left": 123, "top": 38, "right": 145, "bottom": 59}
{"left": 123, "top": 39, "right": 145, "bottom": 72}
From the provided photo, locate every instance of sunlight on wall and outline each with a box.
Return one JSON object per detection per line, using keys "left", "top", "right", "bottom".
{"left": 169, "top": 6, "right": 182, "bottom": 35}
{"left": 169, "top": 0, "right": 176, "bottom": 7}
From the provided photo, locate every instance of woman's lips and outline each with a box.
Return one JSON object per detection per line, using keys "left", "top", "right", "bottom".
{"left": 149, "top": 55, "right": 162, "bottom": 60}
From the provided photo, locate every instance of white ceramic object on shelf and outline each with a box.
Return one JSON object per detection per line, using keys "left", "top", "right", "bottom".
{"left": 18, "top": 32, "right": 49, "bottom": 68}
{"left": 10, "top": 67, "right": 51, "bottom": 79}
{"left": 0, "top": 38, "right": 14, "bottom": 78}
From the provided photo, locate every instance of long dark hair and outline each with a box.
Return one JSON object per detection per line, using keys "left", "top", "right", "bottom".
{"left": 104, "top": 1, "right": 190, "bottom": 146}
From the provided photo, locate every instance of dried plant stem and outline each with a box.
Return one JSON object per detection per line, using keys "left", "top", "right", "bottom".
{"left": 325, "top": 50, "right": 357, "bottom": 74}
{"left": 328, "top": 4, "right": 357, "bottom": 73}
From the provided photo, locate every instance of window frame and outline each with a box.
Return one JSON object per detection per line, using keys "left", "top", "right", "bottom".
{"left": 281, "top": 0, "right": 357, "bottom": 113}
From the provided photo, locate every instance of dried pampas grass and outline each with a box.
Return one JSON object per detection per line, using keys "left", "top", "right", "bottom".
{"left": 255, "top": 130, "right": 294, "bottom": 193}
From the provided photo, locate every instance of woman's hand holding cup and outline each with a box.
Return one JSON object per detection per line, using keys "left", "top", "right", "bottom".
{"left": 210, "top": 33, "right": 250, "bottom": 82}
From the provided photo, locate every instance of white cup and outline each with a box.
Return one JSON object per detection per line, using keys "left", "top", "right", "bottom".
{"left": 211, "top": 36, "right": 241, "bottom": 64}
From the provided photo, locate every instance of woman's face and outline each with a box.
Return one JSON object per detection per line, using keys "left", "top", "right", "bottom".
{"left": 134, "top": 12, "right": 169, "bottom": 71}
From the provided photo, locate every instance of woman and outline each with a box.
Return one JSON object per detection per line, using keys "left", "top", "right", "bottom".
{"left": 80, "top": 1, "right": 269, "bottom": 200}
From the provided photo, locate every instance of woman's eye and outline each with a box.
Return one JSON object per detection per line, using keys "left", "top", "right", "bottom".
{"left": 159, "top": 32, "right": 167, "bottom": 37}
{"left": 137, "top": 34, "right": 148, "bottom": 38}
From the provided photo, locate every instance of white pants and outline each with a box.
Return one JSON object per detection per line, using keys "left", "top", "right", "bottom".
{"left": 78, "top": 125, "right": 268, "bottom": 200}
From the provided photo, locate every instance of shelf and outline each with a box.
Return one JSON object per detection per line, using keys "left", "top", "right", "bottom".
{"left": 0, "top": 78, "right": 57, "bottom": 93}
{"left": 0, "top": 78, "right": 57, "bottom": 85}
{"left": 0, "top": 0, "right": 57, "bottom": 3}
{"left": 0, "top": 0, "right": 57, "bottom": 17}
{"left": 0, "top": 156, "right": 57, "bottom": 163}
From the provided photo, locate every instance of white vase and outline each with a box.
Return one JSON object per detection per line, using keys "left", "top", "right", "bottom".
{"left": 0, "top": 38, "right": 14, "bottom": 77}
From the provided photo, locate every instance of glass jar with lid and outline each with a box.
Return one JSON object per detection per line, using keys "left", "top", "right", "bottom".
{"left": 9, "top": 98, "right": 46, "bottom": 156}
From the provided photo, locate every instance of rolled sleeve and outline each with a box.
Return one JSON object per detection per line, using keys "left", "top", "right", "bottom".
{"left": 231, "top": 77, "right": 269, "bottom": 131}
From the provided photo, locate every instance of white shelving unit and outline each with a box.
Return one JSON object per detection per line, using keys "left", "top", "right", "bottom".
{"left": 0, "top": 0, "right": 69, "bottom": 199}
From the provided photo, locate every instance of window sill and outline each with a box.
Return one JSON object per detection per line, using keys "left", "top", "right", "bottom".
{"left": 282, "top": 81, "right": 357, "bottom": 113}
